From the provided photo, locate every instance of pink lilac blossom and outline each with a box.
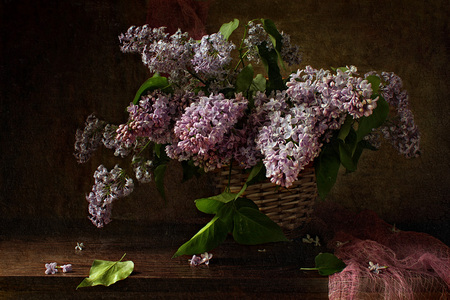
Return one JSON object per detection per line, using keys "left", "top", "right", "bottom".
{"left": 102, "top": 124, "right": 133, "bottom": 158}
{"left": 287, "top": 66, "right": 377, "bottom": 120}
{"left": 86, "top": 165, "right": 134, "bottom": 228}
{"left": 116, "top": 91, "right": 196, "bottom": 145}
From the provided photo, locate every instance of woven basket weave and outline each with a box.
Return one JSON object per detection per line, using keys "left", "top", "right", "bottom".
{"left": 213, "top": 164, "right": 317, "bottom": 235}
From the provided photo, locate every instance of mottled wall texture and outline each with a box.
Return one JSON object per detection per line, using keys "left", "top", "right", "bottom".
{"left": 1, "top": 0, "right": 449, "bottom": 242}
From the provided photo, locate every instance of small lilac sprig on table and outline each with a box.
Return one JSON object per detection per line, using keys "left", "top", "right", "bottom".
{"left": 75, "top": 18, "right": 421, "bottom": 257}
{"left": 189, "top": 252, "right": 213, "bottom": 267}
{"left": 44, "top": 263, "right": 73, "bottom": 274}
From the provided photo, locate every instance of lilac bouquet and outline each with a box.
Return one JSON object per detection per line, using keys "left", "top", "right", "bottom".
{"left": 75, "top": 19, "right": 420, "bottom": 256}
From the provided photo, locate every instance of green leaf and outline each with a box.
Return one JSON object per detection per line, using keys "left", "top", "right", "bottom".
{"left": 245, "top": 161, "right": 265, "bottom": 186}
{"left": 250, "top": 74, "right": 266, "bottom": 93}
{"left": 356, "top": 96, "right": 389, "bottom": 141}
{"left": 315, "top": 143, "right": 341, "bottom": 199}
{"left": 77, "top": 254, "right": 134, "bottom": 289}
{"left": 216, "top": 201, "right": 235, "bottom": 233}
{"left": 219, "top": 19, "right": 239, "bottom": 40}
{"left": 195, "top": 198, "right": 225, "bottom": 214}
{"left": 236, "top": 162, "right": 265, "bottom": 198}
{"left": 234, "top": 197, "right": 259, "bottom": 211}
{"left": 195, "top": 192, "right": 237, "bottom": 214}
{"left": 236, "top": 64, "right": 255, "bottom": 93}
{"left": 315, "top": 253, "right": 346, "bottom": 276}
{"left": 132, "top": 74, "right": 170, "bottom": 105}
{"left": 300, "top": 253, "right": 346, "bottom": 276}
{"left": 172, "top": 215, "right": 229, "bottom": 257}
{"left": 366, "top": 75, "right": 381, "bottom": 94}
{"left": 257, "top": 44, "right": 285, "bottom": 92}
{"left": 154, "top": 164, "right": 167, "bottom": 200}
{"left": 331, "top": 66, "right": 349, "bottom": 73}
{"left": 258, "top": 19, "right": 286, "bottom": 92}
{"left": 261, "top": 19, "right": 285, "bottom": 69}
{"left": 181, "top": 160, "right": 203, "bottom": 182}
{"left": 232, "top": 206, "right": 288, "bottom": 245}
{"left": 154, "top": 143, "right": 162, "bottom": 158}
{"left": 338, "top": 141, "right": 357, "bottom": 172}
{"left": 337, "top": 114, "right": 354, "bottom": 141}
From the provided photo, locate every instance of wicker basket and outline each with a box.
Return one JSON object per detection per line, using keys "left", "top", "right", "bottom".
{"left": 213, "top": 164, "right": 317, "bottom": 236}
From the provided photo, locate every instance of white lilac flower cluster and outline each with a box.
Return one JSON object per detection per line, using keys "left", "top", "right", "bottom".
{"left": 86, "top": 165, "right": 134, "bottom": 228}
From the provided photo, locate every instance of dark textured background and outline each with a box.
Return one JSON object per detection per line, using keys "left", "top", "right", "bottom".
{"left": 1, "top": 0, "right": 449, "bottom": 243}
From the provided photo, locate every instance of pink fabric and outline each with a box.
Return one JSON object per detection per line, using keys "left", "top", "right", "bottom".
{"left": 314, "top": 204, "right": 450, "bottom": 299}
{"left": 146, "top": 0, "right": 210, "bottom": 39}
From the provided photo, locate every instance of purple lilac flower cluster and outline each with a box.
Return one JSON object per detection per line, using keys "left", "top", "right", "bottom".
{"left": 74, "top": 114, "right": 106, "bottom": 163}
{"left": 119, "top": 26, "right": 235, "bottom": 88}
{"left": 166, "top": 93, "right": 248, "bottom": 171}
{"left": 254, "top": 91, "right": 319, "bottom": 186}
{"left": 252, "top": 65, "right": 378, "bottom": 187}
{"left": 244, "top": 22, "right": 302, "bottom": 66}
{"left": 74, "top": 115, "right": 133, "bottom": 162}
{"left": 86, "top": 165, "right": 134, "bottom": 228}
{"left": 132, "top": 155, "right": 153, "bottom": 183}
{"left": 379, "top": 72, "right": 421, "bottom": 158}
{"left": 192, "top": 33, "right": 236, "bottom": 78}
{"left": 116, "top": 90, "right": 195, "bottom": 146}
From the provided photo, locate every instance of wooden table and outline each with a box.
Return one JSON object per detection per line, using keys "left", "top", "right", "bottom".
{"left": 0, "top": 220, "right": 329, "bottom": 299}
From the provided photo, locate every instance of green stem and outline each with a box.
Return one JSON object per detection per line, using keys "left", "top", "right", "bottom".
{"left": 119, "top": 253, "right": 127, "bottom": 262}
{"left": 187, "top": 69, "right": 207, "bottom": 85}
{"left": 226, "top": 162, "right": 233, "bottom": 193}
{"left": 137, "top": 139, "right": 152, "bottom": 156}
{"left": 234, "top": 19, "right": 258, "bottom": 71}
{"left": 300, "top": 267, "right": 319, "bottom": 271}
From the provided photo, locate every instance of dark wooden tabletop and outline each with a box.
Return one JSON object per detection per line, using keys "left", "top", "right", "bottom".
{"left": 0, "top": 220, "right": 329, "bottom": 299}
